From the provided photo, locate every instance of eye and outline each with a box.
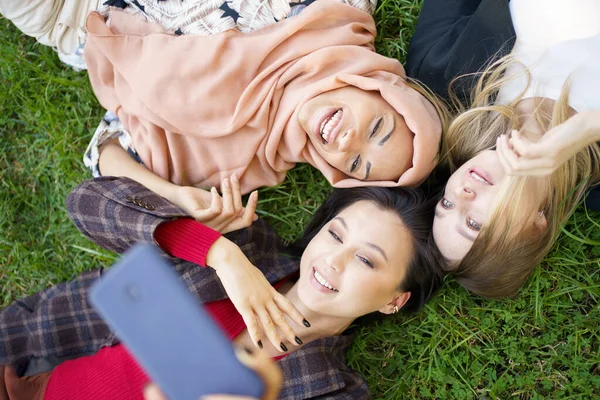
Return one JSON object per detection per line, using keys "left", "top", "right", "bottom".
{"left": 467, "top": 217, "right": 482, "bottom": 231}
{"left": 370, "top": 117, "right": 384, "bottom": 138}
{"left": 357, "top": 255, "right": 374, "bottom": 269}
{"left": 328, "top": 229, "right": 342, "bottom": 243}
{"left": 441, "top": 198, "right": 454, "bottom": 209}
{"left": 350, "top": 155, "right": 360, "bottom": 173}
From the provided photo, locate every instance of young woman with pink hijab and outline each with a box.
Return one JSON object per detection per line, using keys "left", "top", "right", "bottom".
{"left": 81, "top": 0, "right": 448, "bottom": 219}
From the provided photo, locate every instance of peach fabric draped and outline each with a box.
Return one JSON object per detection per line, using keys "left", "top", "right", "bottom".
{"left": 84, "top": 0, "right": 441, "bottom": 193}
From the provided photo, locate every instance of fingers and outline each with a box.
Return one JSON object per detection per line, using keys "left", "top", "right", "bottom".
{"left": 497, "top": 135, "right": 555, "bottom": 176}
{"left": 266, "top": 302, "right": 299, "bottom": 347}
{"left": 254, "top": 307, "right": 284, "bottom": 352}
{"left": 240, "top": 309, "right": 264, "bottom": 350}
{"left": 220, "top": 178, "right": 235, "bottom": 220}
{"left": 241, "top": 191, "right": 259, "bottom": 224}
{"left": 273, "top": 294, "right": 307, "bottom": 331}
{"left": 193, "top": 187, "right": 222, "bottom": 222}
{"left": 230, "top": 174, "right": 244, "bottom": 216}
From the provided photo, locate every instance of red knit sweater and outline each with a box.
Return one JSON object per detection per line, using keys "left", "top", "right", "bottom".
{"left": 44, "top": 219, "right": 252, "bottom": 400}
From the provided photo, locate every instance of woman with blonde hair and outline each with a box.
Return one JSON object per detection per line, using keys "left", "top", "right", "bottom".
{"left": 407, "top": 0, "right": 600, "bottom": 298}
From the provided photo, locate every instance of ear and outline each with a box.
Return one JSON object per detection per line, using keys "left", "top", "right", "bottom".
{"left": 379, "top": 292, "right": 411, "bottom": 315}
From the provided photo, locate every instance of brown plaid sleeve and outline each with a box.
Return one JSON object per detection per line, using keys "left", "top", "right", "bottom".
{"left": 0, "top": 270, "right": 118, "bottom": 376}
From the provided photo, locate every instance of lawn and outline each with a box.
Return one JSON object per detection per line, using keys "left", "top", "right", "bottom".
{"left": 1, "top": 1, "right": 600, "bottom": 398}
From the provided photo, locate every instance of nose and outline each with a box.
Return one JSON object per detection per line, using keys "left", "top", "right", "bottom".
{"left": 454, "top": 185, "right": 476, "bottom": 201}
{"left": 338, "top": 128, "right": 361, "bottom": 152}
{"left": 324, "top": 251, "right": 346, "bottom": 273}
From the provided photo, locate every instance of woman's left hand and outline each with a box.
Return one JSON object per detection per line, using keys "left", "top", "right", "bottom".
{"left": 496, "top": 111, "right": 600, "bottom": 177}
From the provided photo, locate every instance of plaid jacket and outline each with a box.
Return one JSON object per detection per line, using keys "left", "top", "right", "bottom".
{"left": 0, "top": 176, "right": 370, "bottom": 399}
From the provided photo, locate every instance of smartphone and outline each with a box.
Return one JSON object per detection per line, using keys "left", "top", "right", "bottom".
{"left": 89, "top": 243, "right": 264, "bottom": 400}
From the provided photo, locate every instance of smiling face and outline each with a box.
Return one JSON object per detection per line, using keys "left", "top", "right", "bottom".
{"left": 298, "top": 86, "right": 414, "bottom": 181}
{"left": 297, "top": 200, "right": 413, "bottom": 319}
{"left": 433, "top": 150, "right": 547, "bottom": 263}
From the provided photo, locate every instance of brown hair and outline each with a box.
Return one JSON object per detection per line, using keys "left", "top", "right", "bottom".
{"left": 440, "top": 56, "right": 600, "bottom": 298}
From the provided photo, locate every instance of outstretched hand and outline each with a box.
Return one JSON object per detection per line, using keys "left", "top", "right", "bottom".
{"left": 170, "top": 174, "right": 258, "bottom": 234}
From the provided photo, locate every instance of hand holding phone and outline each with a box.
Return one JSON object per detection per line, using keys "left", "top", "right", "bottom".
{"left": 144, "top": 347, "right": 282, "bottom": 400}
{"left": 89, "top": 244, "right": 265, "bottom": 400}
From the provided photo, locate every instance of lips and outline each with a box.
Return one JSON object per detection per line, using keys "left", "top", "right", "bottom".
{"left": 310, "top": 267, "right": 339, "bottom": 293}
{"left": 313, "top": 108, "right": 343, "bottom": 145}
{"left": 467, "top": 167, "right": 494, "bottom": 185}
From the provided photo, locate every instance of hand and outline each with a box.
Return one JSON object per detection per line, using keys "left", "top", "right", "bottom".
{"left": 207, "top": 237, "right": 309, "bottom": 351}
{"left": 169, "top": 174, "right": 258, "bottom": 234}
{"left": 496, "top": 112, "right": 600, "bottom": 177}
{"left": 143, "top": 347, "right": 282, "bottom": 400}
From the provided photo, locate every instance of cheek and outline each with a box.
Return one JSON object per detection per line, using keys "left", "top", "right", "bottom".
{"left": 342, "top": 274, "right": 397, "bottom": 310}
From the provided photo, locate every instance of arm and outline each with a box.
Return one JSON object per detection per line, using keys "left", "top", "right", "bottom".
{"left": 99, "top": 139, "right": 179, "bottom": 206}
{"left": 0, "top": 270, "right": 116, "bottom": 376}
{"left": 68, "top": 177, "right": 308, "bottom": 350}
{"left": 406, "top": 0, "right": 515, "bottom": 102}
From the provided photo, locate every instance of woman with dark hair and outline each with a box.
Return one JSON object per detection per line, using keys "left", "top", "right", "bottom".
{"left": 0, "top": 177, "right": 444, "bottom": 399}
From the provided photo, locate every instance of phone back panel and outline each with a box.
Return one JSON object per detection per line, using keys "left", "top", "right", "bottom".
{"left": 89, "top": 244, "right": 264, "bottom": 400}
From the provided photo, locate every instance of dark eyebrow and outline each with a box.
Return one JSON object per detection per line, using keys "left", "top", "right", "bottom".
{"left": 378, "top": 115, "right": 396, "bottom": 146}
{"left": 366, "top": 242, "right": 388, "bottom": 262}
{"left": 333, "top": 216, "right": 347, "bottom": 230}
{"left": 364, "top": 161, "right": 371, "bottom": 180}
{"left": 334, "top": 217, "right": 389, "bottom": 261}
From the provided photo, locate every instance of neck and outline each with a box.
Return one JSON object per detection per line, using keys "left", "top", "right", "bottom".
{"left": 280, "top": 282, "right": 355, "bottom": 344}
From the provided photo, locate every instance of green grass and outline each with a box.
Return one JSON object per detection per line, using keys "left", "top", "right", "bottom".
{"left": 1, "top": 1, "right": 600, "bottom": 398}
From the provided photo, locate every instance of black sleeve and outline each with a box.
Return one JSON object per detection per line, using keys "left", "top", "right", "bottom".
{"left": 406, "top": 0, "right": 515, "bottom": 102}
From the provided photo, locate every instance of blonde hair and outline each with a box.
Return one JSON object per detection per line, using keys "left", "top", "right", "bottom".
{"left": 405, "top": 77, "right": 452, "bottom": 153}
{"left": 442, "top": 55, "right": 600, "bottom": 299}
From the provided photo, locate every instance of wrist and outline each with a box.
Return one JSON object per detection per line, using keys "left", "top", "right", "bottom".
{"left": 206, "top": 236, "right": 240, "bottom": 271}
{"left": 572, "top": 111, "right": 600, "bottom": 144}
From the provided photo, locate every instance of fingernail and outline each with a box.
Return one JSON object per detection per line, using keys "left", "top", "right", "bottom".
{"left": 231, "top": 173, "right": 238, "bottom": 183}
{"left": 280, "top": 342, "right": 288, "bottom": 352}
{"left": 303, "top": 319, "right": 311, "bottom": 328}
{"left": 295, "top": 336, "right": 303, "bottom": 345}
{"left": 223, "top": 178, "right": 230, "bottom": 188}
{"left": 257, "top": 340, "right": 263, "bottom": 349}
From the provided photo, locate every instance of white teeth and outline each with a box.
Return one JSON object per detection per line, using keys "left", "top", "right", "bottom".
{"left": 320, "top": 110, "right": 342, "bottom": 142}
{"left": 470, "top": 171, "right": 489, "bottom": 184}
{"left": 314, "top": 269, "right": 338, "bottom": 292}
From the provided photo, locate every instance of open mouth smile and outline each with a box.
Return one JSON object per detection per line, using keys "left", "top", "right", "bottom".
{"left": 468, "top": 168, "right": 493, "bottom": 185}
{"left": 314, "top": 109, "right": 343, "bottom": 145}
{"left": 312, "top": 268, "right": 339, "bottom": 292}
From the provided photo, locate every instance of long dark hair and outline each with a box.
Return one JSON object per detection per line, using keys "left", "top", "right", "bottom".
{"left": 291, "top": 186, "right": 445, "bottom": 313}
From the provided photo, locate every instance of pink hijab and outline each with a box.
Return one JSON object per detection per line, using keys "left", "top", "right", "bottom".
{"left": 84, "top": 0, "right": 441, "bottom": 193}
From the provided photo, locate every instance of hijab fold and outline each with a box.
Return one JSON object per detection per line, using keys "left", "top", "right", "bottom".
{"left": 84, "top": 0, "right": 441, "bottom": 192}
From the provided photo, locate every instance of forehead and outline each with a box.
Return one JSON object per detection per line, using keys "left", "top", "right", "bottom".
{"left": 332, "top": 200, "right": 413, "bottom": 254}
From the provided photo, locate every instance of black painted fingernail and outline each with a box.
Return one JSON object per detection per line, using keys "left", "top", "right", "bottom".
{"left": 244, "top": 347, "right": 253, "bottom": 355}
{"left": 257, "top": 340, "right": 263, "bottom": 349}
{"left": 303, "top": 319, "right": 311, "bottom": 328}
{"left": 280, "top": 342, "right": 288, "bottom": 352}
{"left": 295, "top": 336, "right": 303, "bottom": 345}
